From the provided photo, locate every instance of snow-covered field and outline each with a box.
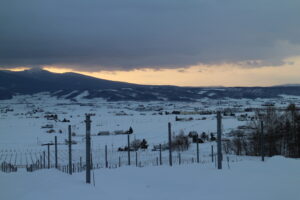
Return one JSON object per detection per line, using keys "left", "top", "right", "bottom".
{"left": 1, "top": 93, "right": 300, "bottom": 199}
{"left": 1, "top": 93, "right": 299, "bottom": 148}
{"left": 1, "top": 156, "right": 300, "bottom": 200}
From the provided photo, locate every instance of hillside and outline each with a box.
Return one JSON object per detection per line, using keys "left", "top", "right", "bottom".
{"left": 1, "top": 69, "right": 300, "bottom": 101}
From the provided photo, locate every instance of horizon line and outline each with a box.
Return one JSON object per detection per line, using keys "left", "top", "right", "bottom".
{"left": 1, "top": 67, "right": 300, "bottom": 88}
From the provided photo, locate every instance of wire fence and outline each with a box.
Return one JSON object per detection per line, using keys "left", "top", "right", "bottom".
{"left": 0, "top": 114, "right": 263, "bottom": 175}
{"left": 0, "top": 146, "right": 253, "bottom": 174}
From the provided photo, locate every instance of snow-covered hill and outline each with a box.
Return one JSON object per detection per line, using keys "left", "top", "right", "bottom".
{"left": 1, "top": 69, "right": 300, "bottom": 101}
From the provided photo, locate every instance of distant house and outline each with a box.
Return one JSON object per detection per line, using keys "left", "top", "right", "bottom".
{"left": 61, "top": 118, "right": 70, "bottom": 122}
{"left": 97, "top": 131, "right": 110, "bottom": 136}
{"left": 46, "top": 129, "right": 55, "bottom": 133}
{"left": 41, "top": 124, "right": 54, "bottom": 129}
{"left": 44, "top": 114, "right": 58, "bottom": 120}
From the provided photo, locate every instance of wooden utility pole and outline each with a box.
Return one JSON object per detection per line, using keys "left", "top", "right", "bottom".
{"left": 261, "top": 121, "right": 265, "bottom": 162}
{"left": 217, "top": 111, "right": 222, "bottom": 170}
{"left": 85, "top": 114, "right": 92, "bottom": 184}
{"left": 42, "top": 133, "right": 77, "bottom": 170}
{"left": 42, "top": 143, "right": 54, "bottom": 169}
{"left": 68, "top": 125, "right": 72, "bottom": 174}
{"left": 168, "top": 122, "right": 172, "bottom": 166}
{"left": 55, "top": 136, "right": 58, "bottom": 168}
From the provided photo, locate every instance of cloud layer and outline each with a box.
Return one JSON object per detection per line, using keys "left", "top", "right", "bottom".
{"left": 1, "top": 0, "right": 300, "bottom": 71}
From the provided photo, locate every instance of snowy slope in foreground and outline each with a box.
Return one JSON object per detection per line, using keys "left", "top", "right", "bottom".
{"left": 1, "top": 156, "right": 299, "bottom": 200}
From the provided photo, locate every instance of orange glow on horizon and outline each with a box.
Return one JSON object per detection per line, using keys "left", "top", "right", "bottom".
{"left": 2, "top": 56, "right": 300, "bottom": 87}
{"left": 1, "top": 67, "right": 31, "bottom": 71}
{"left": 43, "top": 57, "right": 300, "bottom": 87}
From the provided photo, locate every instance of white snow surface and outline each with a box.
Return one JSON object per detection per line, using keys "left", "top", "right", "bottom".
{"left": 0, "top": 156, "right": 299, "bottom": 200}
{"left": 1, "top": 94, "right": 300, "bottom": 200}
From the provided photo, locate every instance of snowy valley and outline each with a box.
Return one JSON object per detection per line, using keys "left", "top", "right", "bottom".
{"left": 1, "top": 93, "right": 300, "bottom": 200}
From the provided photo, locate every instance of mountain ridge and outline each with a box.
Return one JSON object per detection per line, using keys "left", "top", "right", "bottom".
{"left": 1, "top": 69, "right": 300, "bottom": 101}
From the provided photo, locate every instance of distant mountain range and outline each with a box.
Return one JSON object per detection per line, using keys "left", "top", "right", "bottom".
{"left": 1, "top": 68, "right": 300, "bottom": 101}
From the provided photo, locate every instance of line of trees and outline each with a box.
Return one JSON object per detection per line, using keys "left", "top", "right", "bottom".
{"left": 224, "top": 104, "right": 300, "bottom": 158}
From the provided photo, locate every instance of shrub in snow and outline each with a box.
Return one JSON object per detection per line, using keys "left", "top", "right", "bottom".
{"left": 210, "top": 133, "right": 216, "bottom": 141}
{"left": 171, "top": 132, "right": 190, "bottom": 151}
{"left": 130, "top": 138, "right": 148, "bottom": 150}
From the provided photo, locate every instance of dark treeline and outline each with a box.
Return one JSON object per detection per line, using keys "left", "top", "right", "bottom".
{"left": 224, "top": 104, "right": 300, "bottom": 158}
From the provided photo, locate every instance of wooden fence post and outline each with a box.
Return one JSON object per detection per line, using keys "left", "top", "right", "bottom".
{"left": 55, "top": 136, "right": 58, "bottom": 168}
{"left": 40, "top": 154, "right": 43, "bottom": 168}
{"left": 43, "top": 151, "right": 46, "bottom": 168}
{"left": 196, "top": 135, "right": 200, "bottom": 163}
{"left": 105, "top": 145, "right": 108, "bottom": 168}
{"left": 159, "top": 144, "right": 162, "bottom": 165}
{"left": 135, "top": 151, "right": 138, "bottom": 167}
{"left": 168, "top": 122, "right": 172, "bottom": 166}
{"left": 47, "top": 145, "right": 50, "bottom": 169}
{"left": 80, "top": 156, "right": 82, "bottom": 169}
{"left": 127, "top": 134, "right": 131, "bottom": 166}
{"left": 211, "top": 145, "right": 214, "bottom": 163}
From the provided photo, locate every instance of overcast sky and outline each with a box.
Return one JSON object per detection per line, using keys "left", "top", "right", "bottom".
{"left": 1, "top": 0, "right": 300, "bottom": 86}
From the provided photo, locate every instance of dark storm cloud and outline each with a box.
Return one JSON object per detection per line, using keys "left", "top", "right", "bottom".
{"left": 1, "top": 0, "right": 300, "bottom": 71}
